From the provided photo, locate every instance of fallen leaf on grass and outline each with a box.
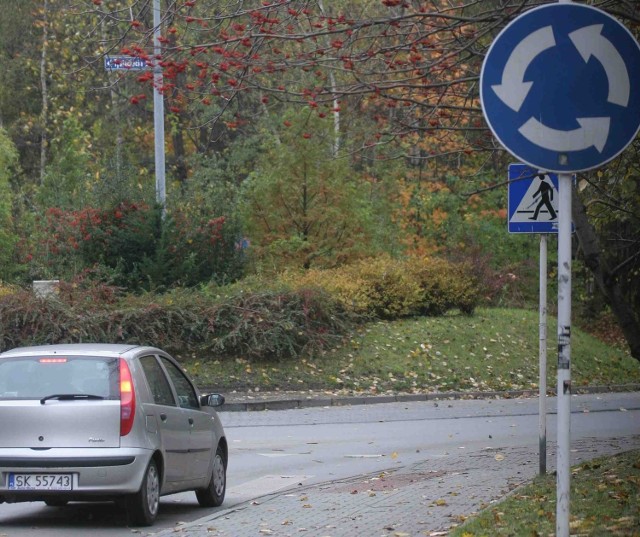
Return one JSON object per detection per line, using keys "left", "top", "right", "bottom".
{"left": 495, "top": 453, "right": 505, "bottom": 461}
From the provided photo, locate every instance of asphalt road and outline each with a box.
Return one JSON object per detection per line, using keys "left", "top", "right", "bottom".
{"left": 0, "top": 392, "right": 638, "bottom": 537}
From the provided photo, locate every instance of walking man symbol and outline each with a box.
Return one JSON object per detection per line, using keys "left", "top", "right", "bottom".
{"left": 529, "top": 174, "right": 557, "bottom": 220}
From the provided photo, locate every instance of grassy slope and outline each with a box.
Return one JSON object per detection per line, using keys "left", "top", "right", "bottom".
{"left": 183, "top": 307, "right": 640, "bottom": 394}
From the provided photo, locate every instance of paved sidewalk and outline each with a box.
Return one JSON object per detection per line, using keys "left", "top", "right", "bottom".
{"left": 155, "top": 435, "right": 640, "bottom": 537}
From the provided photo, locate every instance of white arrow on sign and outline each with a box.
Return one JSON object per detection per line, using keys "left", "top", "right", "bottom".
{"left": 569, "top": 24, "right": 630, "bottom": 107}
{"left": 492, "top": 25, "right": 556, "bottom": 113}
{"left": 519, "top": 116, "right": 610, "bottom": 152}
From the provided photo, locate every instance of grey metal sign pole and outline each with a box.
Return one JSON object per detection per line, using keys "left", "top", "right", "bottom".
{"left": 153, "top": 0, "right": 166, "bottom": 212}
{"left": 538, "top": 234, "right": 547, "bottom": 476}
{"left": 556, "top": 173, "right": 572, "bottom": 537}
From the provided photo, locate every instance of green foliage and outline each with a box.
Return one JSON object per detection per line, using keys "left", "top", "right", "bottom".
{"left": 0, "top": 284, "right": 353, "bottom": 361}
{"left": 163, "top": 151, "right": 249, "bottom": 287}
{"left": 39, "top": 117, "right": 94, "bottom": 208}
{"left": 0, "top": 128, "right": 20, "bottom": 280}
{"left": 280, "top": 256, "right": 481, "bottom": 319}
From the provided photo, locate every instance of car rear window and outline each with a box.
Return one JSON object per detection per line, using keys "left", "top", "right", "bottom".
{"left": 0, "top": 356, "right": 119, "bottom": 400}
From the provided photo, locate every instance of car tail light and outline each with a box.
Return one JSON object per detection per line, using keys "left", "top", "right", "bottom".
{"left": 119, "top": 358, "right": 136, "bottom": 436}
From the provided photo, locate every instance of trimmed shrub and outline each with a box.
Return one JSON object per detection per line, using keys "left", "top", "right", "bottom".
{"left": 281, "top": 255, "right": 480, "bottom": 318}
{"left": 405, "top": 257, "right": 480, "bottom": 315}
{"left": 0, "top": 285, "right": 352, "bottom": 361}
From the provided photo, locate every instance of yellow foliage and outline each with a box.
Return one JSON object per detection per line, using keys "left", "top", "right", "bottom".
{"left": 279, "top": 255, "right": 480, "bottom": 319}
{"left": 0, "top": 283, "right": 18, "bottom": 298}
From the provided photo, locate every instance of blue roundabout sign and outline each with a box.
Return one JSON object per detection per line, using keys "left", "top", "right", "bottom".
{"left": 480, "top": 3, "right": 640, "bottom": 173}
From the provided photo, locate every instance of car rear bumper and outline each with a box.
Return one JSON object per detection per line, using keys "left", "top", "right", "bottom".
{"left": 0, "top": 447, "right": 154, "bottom": 503}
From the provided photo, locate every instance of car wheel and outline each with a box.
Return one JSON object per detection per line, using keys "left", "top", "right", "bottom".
{"left": 196, "top": 445, "right": 226, "bottom": 507}
{"left": 127, "top": 459, "right": 160, "bottom": 526}
{"left": 44, "top": 499, "right": 68, "bottom": 507}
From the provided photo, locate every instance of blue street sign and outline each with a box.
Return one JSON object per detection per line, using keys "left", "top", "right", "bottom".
{"left": 104, "top": 56, "right": 148, "bottom": 71}
{"left": 481, "top": 4, "right": 640, "bottom": 173}
{"left": 508, "top": 163, "right": 562, "bottom": 234}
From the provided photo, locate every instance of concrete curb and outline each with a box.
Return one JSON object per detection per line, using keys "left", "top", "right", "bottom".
{"left": 218, "top": 383, "right": 640, "bottom": 412}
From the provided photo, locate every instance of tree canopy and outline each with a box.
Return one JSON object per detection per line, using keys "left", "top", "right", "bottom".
{"left": 0, "top": 0, "right": 639, "bottom": 360}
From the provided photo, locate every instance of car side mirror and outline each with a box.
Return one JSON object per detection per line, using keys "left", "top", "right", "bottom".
{"left": 201, "top": 393, "right": 225, "bottom": 407}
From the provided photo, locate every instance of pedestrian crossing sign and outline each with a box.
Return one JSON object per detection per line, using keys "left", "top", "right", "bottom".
{"left": 508, "top": 163, "right": 561, "bottom": 233}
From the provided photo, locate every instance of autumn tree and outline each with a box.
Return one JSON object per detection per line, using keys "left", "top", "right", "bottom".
{"left": 241, "top": 110, "right": 379, "bottom": 269}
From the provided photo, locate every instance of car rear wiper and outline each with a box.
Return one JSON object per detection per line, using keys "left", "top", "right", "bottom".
{"left": 40, "top": 393, "right": 105, "bottom": 405}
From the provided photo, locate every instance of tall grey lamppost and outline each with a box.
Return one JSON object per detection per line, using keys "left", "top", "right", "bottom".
{"left": 153, "top": 0, "right": 166, "bottom": 212}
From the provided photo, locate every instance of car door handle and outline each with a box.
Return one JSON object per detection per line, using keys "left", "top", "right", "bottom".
{"left": 160, "top": 413, "right": 167, "bottom": 422}
{"left": 188, "top": 418, "right": 194, "bottom": 426}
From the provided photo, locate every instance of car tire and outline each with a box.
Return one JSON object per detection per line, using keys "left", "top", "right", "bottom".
{"left": 196, "top": 445, "right": 226, "bottom": 507}
{"left": 44, "top": 499, "right": 68, "bottom": 507}
{"left": 127, "top": 459, "right": 160, "bottom": 526}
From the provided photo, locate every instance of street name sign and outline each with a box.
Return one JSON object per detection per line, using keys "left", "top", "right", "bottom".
{"left": 104, "top": 56, "right": 148, "bottom": 71}
{"left": 481, "top": 3, "right": 640, "bottom": 173}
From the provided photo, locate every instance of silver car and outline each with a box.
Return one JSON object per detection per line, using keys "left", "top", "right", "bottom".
{"left": 0, "top": 344, "right": 227, "bottom": 526}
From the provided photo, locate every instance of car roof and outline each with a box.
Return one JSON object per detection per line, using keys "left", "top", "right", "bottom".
{"left": 0, "top": 343, "right": 160, "bottom": 358}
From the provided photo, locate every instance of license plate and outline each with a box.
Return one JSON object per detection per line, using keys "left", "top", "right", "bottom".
{"left": 8, "top": 473, "right": 73, "bottom": 491}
